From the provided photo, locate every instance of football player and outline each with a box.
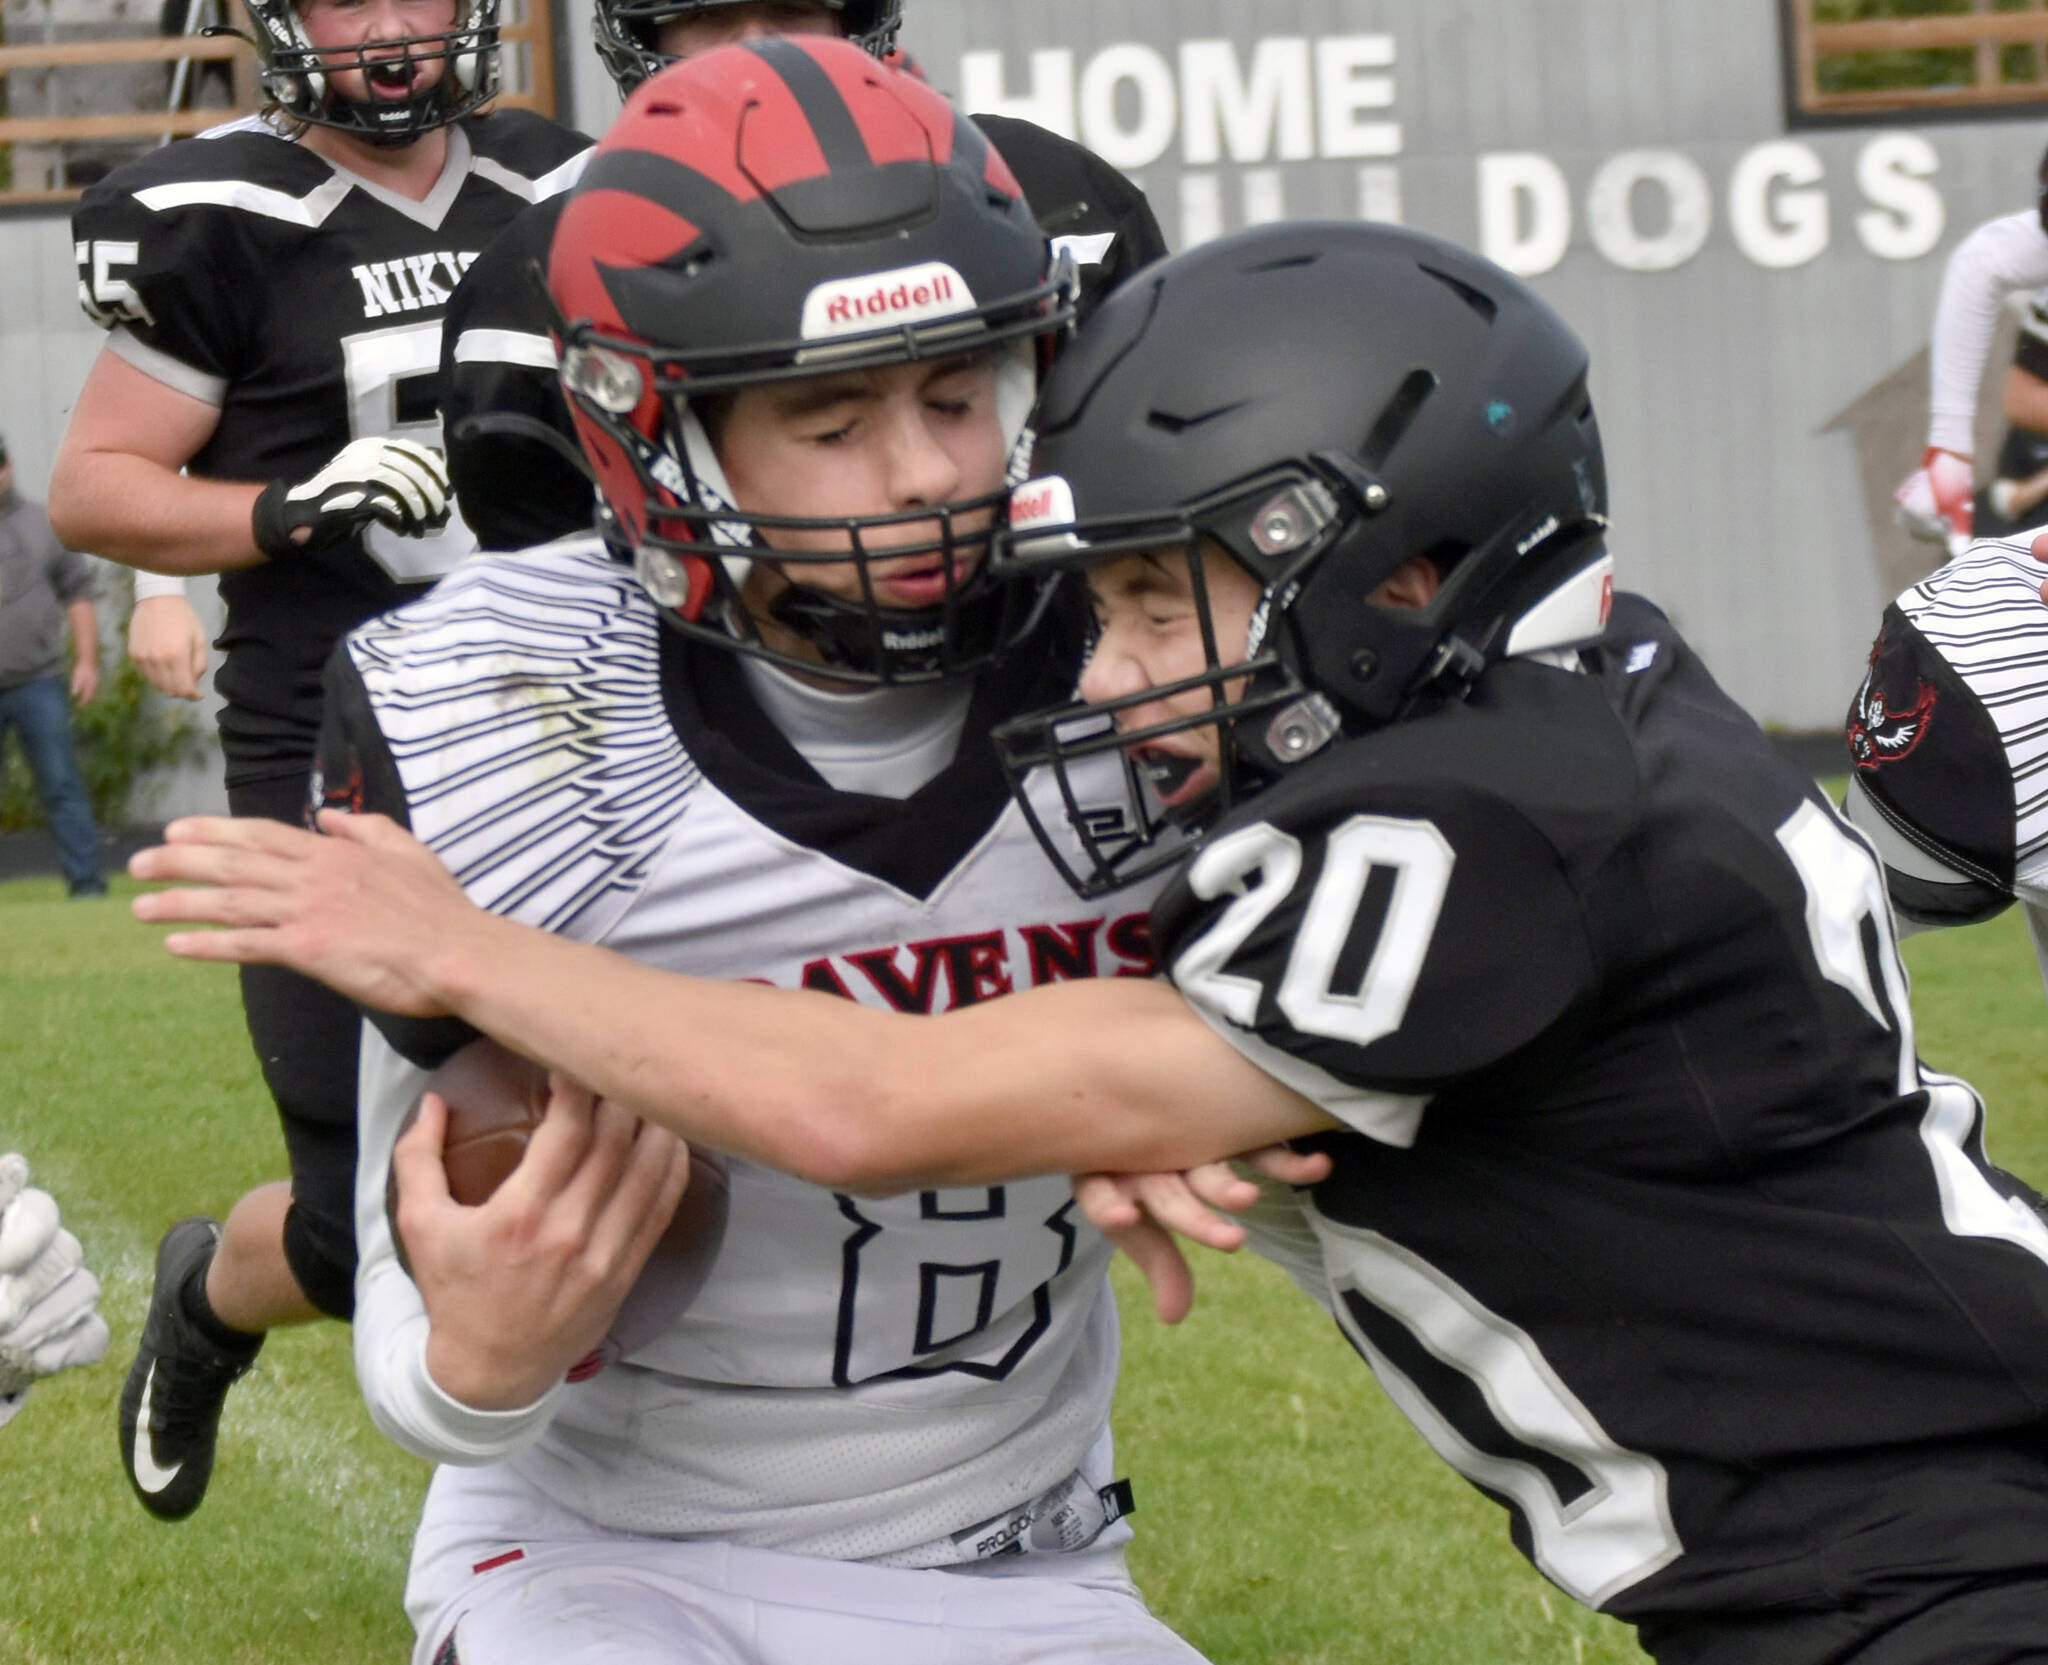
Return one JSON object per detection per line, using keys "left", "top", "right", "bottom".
{"left": 437, "top": 0, "right": 1166, "bottom": 552}
{"left": 0, "top": 1154, "right": 111, "bottom": 1430}
{"left": 1895, "top": 141, "right": 2048, "bottom": 550}
{"left": 1843, "top": 537, "right": 2048, "bottom": 1003}
{"left": 153, "top": 41, "right": 1203, "bottom": 1665}
{"left": 47, "top": 0, "right": 590, "bottom": 1520}
{"left": 138, "top": 220, "right": 2048, "bottom": 1663}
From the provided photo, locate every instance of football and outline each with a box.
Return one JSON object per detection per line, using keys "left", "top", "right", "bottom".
{"left": 386, "top": 1036, "right": 729, "bottom": 1374}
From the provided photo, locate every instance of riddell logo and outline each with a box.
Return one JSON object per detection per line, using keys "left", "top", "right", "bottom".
{"left": 801, "top": 261, "right": 974, "bottom": 340}
{"left": 1009, "top": 476, "right": 1076, "bottom": 530}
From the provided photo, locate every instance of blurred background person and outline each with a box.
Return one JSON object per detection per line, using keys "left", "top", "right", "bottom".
{"left": 0, "top": 436, "right": 106, "bottom": 899}
{"left": 1896, "top": 141, "right": 2048, "bottom": 551}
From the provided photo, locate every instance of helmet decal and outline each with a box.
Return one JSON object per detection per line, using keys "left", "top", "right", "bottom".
{"left": 801, "top": 262, "right": 976, "bottom": 341}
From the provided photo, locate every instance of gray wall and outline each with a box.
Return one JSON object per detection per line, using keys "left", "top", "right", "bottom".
{"left": 5, "top": 0, "right": 2042, "bottom": 800}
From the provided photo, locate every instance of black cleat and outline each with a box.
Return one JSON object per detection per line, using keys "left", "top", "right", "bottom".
{"left": 118, "top": 1218, "right": 262, "bottom": 1520}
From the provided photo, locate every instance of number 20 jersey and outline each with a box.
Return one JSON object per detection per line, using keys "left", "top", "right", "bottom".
{"left": 71, "top": 111, "right": 589, "bottom": 782}
{"left": 330, "top": 540, "right": 1161, "bottom": 1564}
{"left": 1154, "top": 595, "right": 2048, "bottom": 1621}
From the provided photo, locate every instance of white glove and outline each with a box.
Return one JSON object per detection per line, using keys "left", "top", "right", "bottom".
{"left": 1894, "top": 446, "right": 1975, "bottom": 555}
{"left": 0, "top": 1155, "right": 110, "bottom": 1428}
{"left": 252, "top": 436, "right": 452, "bottom": 561}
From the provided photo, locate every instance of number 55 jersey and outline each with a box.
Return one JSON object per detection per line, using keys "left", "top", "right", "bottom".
{"left": 71, "top": 110, "right": 588, "bottom": 785}
{"left": 1154, "top": 593, "right": 2048, "bottom": 1624}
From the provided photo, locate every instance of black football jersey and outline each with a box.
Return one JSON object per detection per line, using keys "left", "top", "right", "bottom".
{"left": 72, "top": 110, "right": 590, "bottom": 783}
{"left": 438, "top": 115, "right": 1167, "bottom": 552}
{"left": 1153, "top": 595, "right": 2048, "bottom": 1622}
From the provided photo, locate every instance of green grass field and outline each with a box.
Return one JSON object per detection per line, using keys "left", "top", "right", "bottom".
{"left": 2, "top": 856, "right": 2045, "bottom": 1664}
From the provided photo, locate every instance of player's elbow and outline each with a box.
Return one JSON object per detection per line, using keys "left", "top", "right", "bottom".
{"left": 44, "top": 459, "right": 94, "bottom": 551}
{"left": 744, "top": 1083, "right": 949, "bottom": 1196}
{"left": 763, "top": 1102, "right": 916, "bottom": 1195}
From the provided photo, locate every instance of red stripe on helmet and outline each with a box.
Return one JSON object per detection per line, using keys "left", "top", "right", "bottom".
{"left": 727, "top": 56, "right": 840, "bottom": 193}
{"left": 602, "top": 53, "right": 776, "bottom": 208}
{"left": 789, "top": 33, "right": 955, "bottom": 170}
{"left": 981, "top": 136, "right": 1022, "bottom": 203}
{"left": 547, "top": 189, "right": 701, "bottom": 336}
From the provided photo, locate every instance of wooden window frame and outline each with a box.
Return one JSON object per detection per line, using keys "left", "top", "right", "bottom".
{"left": 0, "top": 0, "right": 558, "bottom": 208}
{"left": 1781, "top": 1, "right": 2048, "bottom": 127}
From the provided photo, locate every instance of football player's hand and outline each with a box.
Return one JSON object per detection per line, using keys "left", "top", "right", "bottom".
{"left": 127, "top": 593, "right": 209, "bottom": 700}
{"left": 0, "top": 1155, "right": 111, "bottom": 1428}
{"left": 398, "top": 1081, "right": 691, "bottom": 1410}
{"left": 131, "top": 811, "right": 485, "bottom": 1017}
{"left": 1075, "top": 1144, "right": 1333, "bottom": 1325}
{"left": 251, "top": 437, "right": 451, "bottom": 561}
{"left": 1894, "top": 447, "right": 1974, "bottom": 553}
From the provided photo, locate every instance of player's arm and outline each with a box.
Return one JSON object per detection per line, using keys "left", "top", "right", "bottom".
{"left": 50, "top": 347, "right": 452, "bottom": 578}
{"left": 56, "top": 186, "right": 265, "bottom": 572}
{"left": 48, "top": 345, "right": 263, "bottom": 575}
{"left": 127, "top": 580, "right": 211, "bottom": 701}
{"left": 352, "top": 1030, "right": 687, "bottom": 1446}
{"left": 1929, "top": 210, "right": 2048, "bottom": 454}
{"left": 131, "top": 809, "right": 1339, "bottom": 1191}
{"left": 1897, "top": 210, "right": 2048, "bottom": 546}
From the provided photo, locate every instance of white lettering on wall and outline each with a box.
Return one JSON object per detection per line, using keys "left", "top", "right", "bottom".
{"left": 1180, "top": 173, "right": 1225, "bottom": 247}
{"left": 1078, "top": 43, "right": 1179, "bottom": 170}
{"left": 1243, "top": 167, "right": 1288, "bottom": 225}
{"left": 1479, "top": 136, "right": 1945, "bottom": 277}
{"left": 958, "top": 48, "right": 1077, "bottom": 137}
{"left": 1587, "top": 150, "right": 1713, "bottom": 273}
{"left": 1180, "top": 38, "right": 1315, "bottom": 166}
{"left": 1856, "top": 133, "right": 1945, "bottom": 261}
{"left": 960, "top": 37, "right": 1399, "bottom": 168}
{"left": 959, "top": 41, "right": 1950, "bottom": 278}
{"left": 1479, "top": 153, "right": 1573, "bottom": 276}
{"left": 1318, "top": 36, "right": 1400, "bottom": 160}
{"left": 1729, "top": 141, "right": 1829, "bottom": 270}
{"left": 1358, "top": 164, "right": 1403, "bottom": 224}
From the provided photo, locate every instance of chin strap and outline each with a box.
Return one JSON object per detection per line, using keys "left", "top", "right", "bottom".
{"left": 764, "top": 579, "right": 1005, "bottom": 681}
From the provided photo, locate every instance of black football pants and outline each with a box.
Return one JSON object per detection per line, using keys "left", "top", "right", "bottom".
{"left": 1639, "top": 1569, "right": 2048, "bottom": 1665}
{"left": 226, "top": 770, "right": 359, "bottom": 1320}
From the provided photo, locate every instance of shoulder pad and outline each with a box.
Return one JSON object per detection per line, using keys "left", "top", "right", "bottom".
{"left": 462, "top": 110, "right": 593, "bottom": 200}
{"left": 85, "top": 126, "right": 325, "bottom": 200}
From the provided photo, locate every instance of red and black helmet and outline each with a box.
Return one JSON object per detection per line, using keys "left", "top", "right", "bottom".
{"left": 547, "top": 36, "right": 1075, "bottom": 683}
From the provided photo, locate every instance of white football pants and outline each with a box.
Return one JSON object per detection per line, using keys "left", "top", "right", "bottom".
{"left": 406, "top": 1462, "right": 1212, "bottom": 1665}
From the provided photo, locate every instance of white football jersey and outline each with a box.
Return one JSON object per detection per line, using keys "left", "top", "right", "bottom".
{"left": 344, "top": 539, "right": 1163, "bottom": 1564}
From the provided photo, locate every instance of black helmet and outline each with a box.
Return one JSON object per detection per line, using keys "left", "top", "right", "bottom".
{"left": 992, "top": 220, "right": 1612, "bottom": 896}
{"left": 548, "top": 37, "right": 1074, "bottom": 684}
{"left": 592, "top": 0, "right": 901, "bottom": 98}
{"left": 238, "top": 0, "right": 500, "bottom": 145}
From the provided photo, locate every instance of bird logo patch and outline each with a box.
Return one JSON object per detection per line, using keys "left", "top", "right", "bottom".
{"left": 1846, "top": 639, "right": 1936, "bottom": 770}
